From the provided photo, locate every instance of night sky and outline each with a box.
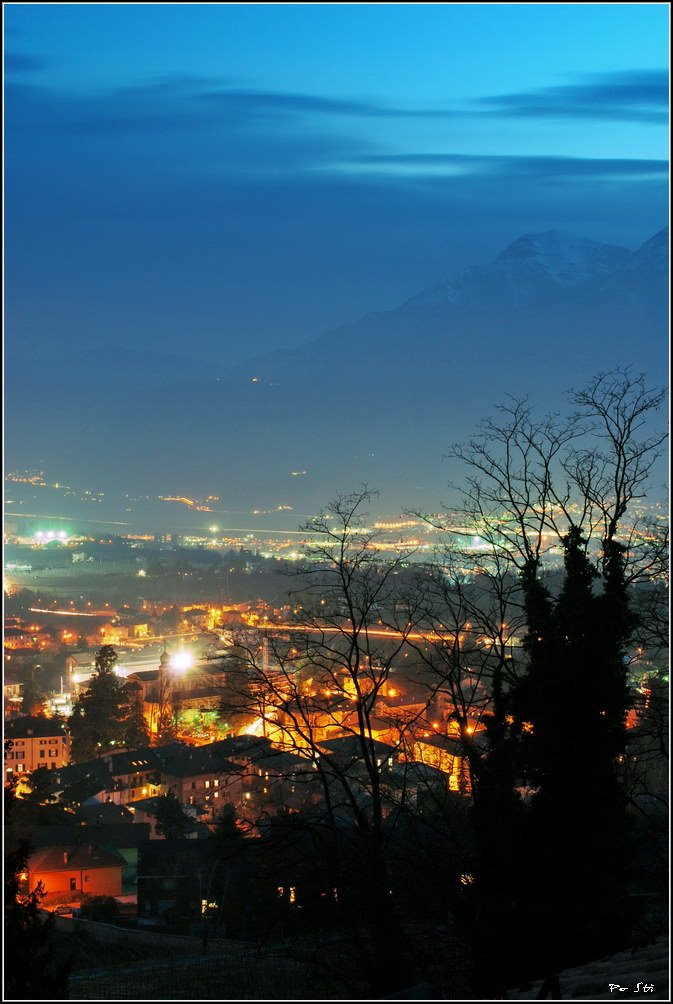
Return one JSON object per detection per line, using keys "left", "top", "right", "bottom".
{"left": 5, "top": 3, "right": 668, "bottom": 365}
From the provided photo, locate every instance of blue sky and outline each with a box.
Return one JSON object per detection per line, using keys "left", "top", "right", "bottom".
{"left": 5, "top": 3, "right": 669, "bottom": 361}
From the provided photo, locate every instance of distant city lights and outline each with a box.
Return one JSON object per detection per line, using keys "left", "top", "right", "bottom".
{"left": 34, "top": 530, "right": 69, "bottom": 544}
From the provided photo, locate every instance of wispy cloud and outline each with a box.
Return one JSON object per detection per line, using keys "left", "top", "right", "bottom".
{"left": 352, "top": 153, "right": 668, "bottom": 179}
{"left": 5, "top": 75, "right": 413, "bottom": 143}
{"left": 194, "top": 86, "right": 398, "bottom": 119}
{"left": 475, "top": 69, "right": 668, "bottom": 123}
{"left": 7, "top": 69, "right": 668, "bottom": 195}
{"left": 5, "top": 52, "right": 50, "bottom": 74}
{"left": 6, "top": 67, "right": 669, "bottom": 148}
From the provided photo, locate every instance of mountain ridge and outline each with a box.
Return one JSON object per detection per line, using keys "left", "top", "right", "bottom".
{"left": 225, "top": 226, "right": 666, "bottom": 383}
{"left": 5, "top": 226, "right": 667, "bottom": 515}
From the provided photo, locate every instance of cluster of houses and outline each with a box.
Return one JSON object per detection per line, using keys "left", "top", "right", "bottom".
{"left": 6, "top": 699, "right": 473, "bottom": 926}
{"left": 4, "top": 629, "right": 493, "bottom": 934}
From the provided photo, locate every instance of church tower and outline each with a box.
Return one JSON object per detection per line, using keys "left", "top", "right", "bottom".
{"left": 155, "top": 644, "right": 176, "bottom": 745}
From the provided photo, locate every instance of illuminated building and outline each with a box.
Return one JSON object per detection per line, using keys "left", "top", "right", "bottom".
{"left": 27, "top": 845, "right": 124, "bottom": 898}
{"left": 4, "top": 715, "right": 70, "bottom": 781}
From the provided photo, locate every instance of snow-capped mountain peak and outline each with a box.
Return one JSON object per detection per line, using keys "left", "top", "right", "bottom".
{"left": 404, "top": 230, "right": 632, "bottom": 310}
{"left": 496, "top": 230, "right": 631, "bottom": 284}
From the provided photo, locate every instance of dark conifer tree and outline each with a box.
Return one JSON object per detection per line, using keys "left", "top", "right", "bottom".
{"left": 21, "top": 672, "right": 48, "bottom": 716}
{"left": 122, "top": 681, "right": 150, "bottom": 748}
{"left": 69, "top": 645, "right": 146, "bottom": 759}
{"left": 512, "top": 528, "right": 635, "bottom": 971}
{"left": 154, "top": 790, "right": 191, "bottom": 840}
{"left": 443, "top": 371, "right": 664, "bottom": 991}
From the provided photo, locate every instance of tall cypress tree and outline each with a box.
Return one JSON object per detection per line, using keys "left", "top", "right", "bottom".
{"left": 446, "top": 371, "right": 664, "bottom": 990}
{"left": 514, "top": 529, "right": 635, "bottom": 971}
{"left": 464, "top": 556, "right": 554, "bottom": 992}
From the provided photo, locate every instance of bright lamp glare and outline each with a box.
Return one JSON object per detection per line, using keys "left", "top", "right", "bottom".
{"left": 170, "top": 650, "right": 194, "bottom": 673}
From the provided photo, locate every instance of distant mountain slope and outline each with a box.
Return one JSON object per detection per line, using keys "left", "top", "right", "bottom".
{"left": 594, "top": 226, "right": 668, "bottom": 300}
{"left": 5, "top": 229, "right": 667, "bottom": 516}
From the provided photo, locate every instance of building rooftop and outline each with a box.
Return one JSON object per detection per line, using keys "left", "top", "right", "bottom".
{"left": 102, "top": 748, "right": 162, "bottom": 777}
{"left": 126, "top": 669, "right": 160, "bottom": 682}
{"left": 386, "top": 761, "right": 447, "bottom": 784}
{"left": 160, "top": 745, "right": 238, "bottom": 779}
{"left": 318, "top": 735, "right": 398, "bottom": 761}
{"left": 209, "top": 735, "right": 273, "bottom": 759}
{"left": 28, "top": 844, "right": 126, "bottom": 873}
{"left": 252, "top": 749, "right": 312, "bottom": 775}
{"left": 414, "top": 732, "right": 464, "bottom": 755}
{"left": 53, "top": 760, "right": 111, "bottom": 803}
{"left": 75, "top": 802, "right": 134, "bottom": 825}
{"left": 29, "top": 822, "right": 151, "bottom": 850}
{"left": 5, "top": 715, "right": 67, "bottom": 740}
{"left": 126, "top": 795, "right": 164, "bottom": 814}
{"left": 65, "top": 652, "right": 97, "bottom": 668}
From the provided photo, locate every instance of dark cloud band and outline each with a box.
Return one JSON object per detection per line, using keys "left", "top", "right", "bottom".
{"left": 4, "top": 52, "right": 50, "bottom": 74}
{"left": 476, "top": 69, "right": 668, "bottom": 123}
